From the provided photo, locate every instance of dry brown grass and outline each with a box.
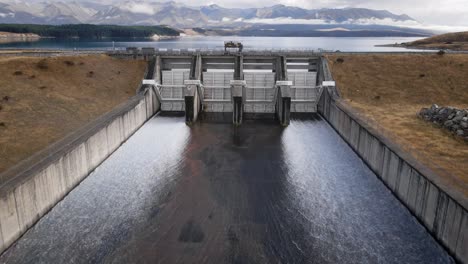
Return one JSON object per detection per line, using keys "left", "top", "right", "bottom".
{"left": 0, "top": 55, "right": 146, "bottom": 176}
{"left": 327, "top": 54, "right": 468, "bottom": 194}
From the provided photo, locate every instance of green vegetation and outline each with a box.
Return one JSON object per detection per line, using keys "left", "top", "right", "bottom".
{"left": 0, "top": 24, "right": 180, "bottom": 38}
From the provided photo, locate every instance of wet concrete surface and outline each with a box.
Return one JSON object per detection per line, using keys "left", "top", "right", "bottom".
{"left": 0, "top": 115, "right": 454, "bottom": 264}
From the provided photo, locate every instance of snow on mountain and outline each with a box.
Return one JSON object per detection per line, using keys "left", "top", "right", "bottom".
{"left": 0, "top": 0, "right": 417, "bottom": 29}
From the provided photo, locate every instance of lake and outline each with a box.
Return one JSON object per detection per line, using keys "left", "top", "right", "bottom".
{"left": 0, "top": 36, "right": 426, "bottom": 52}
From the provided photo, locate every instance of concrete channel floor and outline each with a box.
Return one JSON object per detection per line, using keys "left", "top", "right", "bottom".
{"left": 0, "top": 115, "right": 454, "bottom": 264}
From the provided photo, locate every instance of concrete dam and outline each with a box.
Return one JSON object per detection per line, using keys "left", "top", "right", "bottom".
{"left": 0, "top": 50, "right": 465, "bottom": 263}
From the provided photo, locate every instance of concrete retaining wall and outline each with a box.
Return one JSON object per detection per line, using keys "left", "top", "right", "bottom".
{"left": 318, "top": 59, "right": 467, "bottom": 263}
{"left": 0, "top": 87, "right": 160, "bottom": 254}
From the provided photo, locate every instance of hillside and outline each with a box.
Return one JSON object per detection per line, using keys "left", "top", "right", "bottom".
{"left": 403, "top": 31, "right": 468, "bottom": 50}
{"left": 327, "top": 54, "right": 468, "bottom": 195}
{"left": 0, "top": 55, "right": 146, "bottom": 176}
{"left": 0, "top": 24, "right": 180, "bottom": 39}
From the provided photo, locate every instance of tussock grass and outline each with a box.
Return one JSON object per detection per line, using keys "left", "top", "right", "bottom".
{"left": 0, "top": 55, "right": 146, "bottom": 176}
{"left": 327, "top": 54, "right": 468, "bottom": 194}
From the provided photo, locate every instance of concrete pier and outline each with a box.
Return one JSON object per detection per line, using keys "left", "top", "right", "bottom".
{"left": 276, "top": 83, "right": 292, "bottom": 126}
{"left": 231, "top": 55, "right": 244, "bottom": 125}
{"left": 184, "top": 55, "right": 203, "bottom": 124}
{"left": 275, "top": 56, "right": 291, "bottom": 126}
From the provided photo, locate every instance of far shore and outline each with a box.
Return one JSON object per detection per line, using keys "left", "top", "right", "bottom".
{"left": 376, "top": 43, "right": 468, "bottom": 52}
{"left": 377, "top": 31, "right": 468, "bottom": 51}
{"left": 0, "top": 32, "right": 181, "bottom": 43}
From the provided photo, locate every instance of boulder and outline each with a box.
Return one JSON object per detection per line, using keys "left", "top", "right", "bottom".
{"left": 419, "top": 105, "right": 468, "bottom": 141}
{"left": 444, "top": 120, "right": 454, "bottom": 128}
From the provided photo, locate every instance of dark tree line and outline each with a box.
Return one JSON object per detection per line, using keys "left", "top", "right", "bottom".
{"left": 0, "top": 24, "right": 180, "bottom": 38}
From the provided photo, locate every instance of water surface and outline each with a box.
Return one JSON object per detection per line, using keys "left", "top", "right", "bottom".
{"left": 0, "top": 116, "right": 452, "bottom": 263}
{"left": 0, "top": 36, "right": 425, "bottom": 52}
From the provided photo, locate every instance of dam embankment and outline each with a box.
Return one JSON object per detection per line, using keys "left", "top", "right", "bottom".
{"left": 0, "top": 85, "right": 159, "bottom": 253}
{"left": 318, "top": 59, "right": 467, "bottom": 263}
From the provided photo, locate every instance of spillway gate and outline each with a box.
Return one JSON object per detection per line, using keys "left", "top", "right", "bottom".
{"left": 142, "top": 51, "right": 325, "bottom": 126}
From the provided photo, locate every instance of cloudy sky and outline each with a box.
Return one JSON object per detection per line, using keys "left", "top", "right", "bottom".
{"left": 172, "top": 0, "right": 468, "bottom": 28}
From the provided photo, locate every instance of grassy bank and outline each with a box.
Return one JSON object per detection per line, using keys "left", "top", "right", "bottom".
{"left": 0, "top": 55, "right": 146, "bottom": 176}
{"left": 327, "top": 54, "right": 468, "bottom": 194}
{"left": 404, "top": 31, "right": 468, "bottom": 51}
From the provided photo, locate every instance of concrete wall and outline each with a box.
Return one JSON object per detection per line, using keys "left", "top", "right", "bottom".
{"left": 0, "top": 87, "right": 160, "bottom": 254}
{"left": 317, "top": 59, "right": 467, "bottom": 263}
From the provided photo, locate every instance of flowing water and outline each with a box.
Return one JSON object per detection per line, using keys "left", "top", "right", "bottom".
{"left": 0, "top": 115, "right": 453, "bottom": 263}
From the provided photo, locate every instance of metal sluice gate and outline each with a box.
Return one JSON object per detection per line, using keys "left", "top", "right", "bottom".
{"left": 141, "top": 51, "right": 330, "bottom": 126}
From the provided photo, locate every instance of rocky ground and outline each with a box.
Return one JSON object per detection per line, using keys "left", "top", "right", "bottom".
{"left": 419, "top": 105, "right": 468, "bottom": 141}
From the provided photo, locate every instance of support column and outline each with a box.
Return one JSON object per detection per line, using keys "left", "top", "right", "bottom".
{"left": 184, "top": 81, "right": 201, "bottom": 124}
{"left": 231, "top": 55, "right": 244, "bottom": 125}
{"left": 275, "top": 56, "right": 291, "bottom": 126}
{"left": 184, "top": 55, "right": 203, "bottom": 125}
{"left": 231, "top": 81, "right": 245, "bottom": 125}
{"left": 276, "top": 82, "right": 292, "bottom": 126}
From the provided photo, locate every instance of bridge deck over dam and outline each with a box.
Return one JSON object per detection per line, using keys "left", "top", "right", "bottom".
{"left": 0, "top": 116, "right": 452, "bottom": 263}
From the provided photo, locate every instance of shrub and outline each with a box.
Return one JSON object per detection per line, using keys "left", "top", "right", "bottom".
{"left": 64, "top": 60, "right": 75, "bottom": 66}
{"left": 437, "top": 50, "right": 445, "bottom": 56}
{"left": 13, "top": 71, "right": 23, "bottom": 76}
{"left": 419, "top": 74, "right": 425, "bottom": 78}
{"left": 3, "top": 96, "right": 9, "bottom": 101}
{"left": 37, "top": 59, "right": 49, "bottom": 70}
{"left": 87, "top": 71, "right": 94, "bottom": 77}
{"left": 0, "top": 122, "right": 5, "bottom": 127}
{"left": 39, "top": 86, "right": 47, "bottom": 90}
{"left": 336, "top": 57, "right": 344, "bottom": 63}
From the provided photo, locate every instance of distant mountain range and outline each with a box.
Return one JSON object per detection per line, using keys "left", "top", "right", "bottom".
{"left": 0, "top": 1, "right": 433, "bottom": 37}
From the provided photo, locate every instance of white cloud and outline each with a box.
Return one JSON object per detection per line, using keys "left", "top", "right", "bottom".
{"left": 120, "top": 3, "right": 155, "bottom": 15}
{"left": 245, "top": 17, "right": 329, "bottom": 25}
{"left": 244, "top": 16, "right": 468, "bottom": 32}
{"left": 179, "top": 0, "right": 468, "bottom": 27}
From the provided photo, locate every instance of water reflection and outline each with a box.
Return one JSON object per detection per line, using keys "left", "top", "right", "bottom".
{"left": 0, "top": 116, "right": 190, "bottom": 263}
{"left": 0, "top": 116, "right": 453, "bottom": 264}
{"left": 0, "top": 36, "right": 426, "bottom": 52}
{"left": 280, "top": 118, "right": 452, "bottom": 263}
